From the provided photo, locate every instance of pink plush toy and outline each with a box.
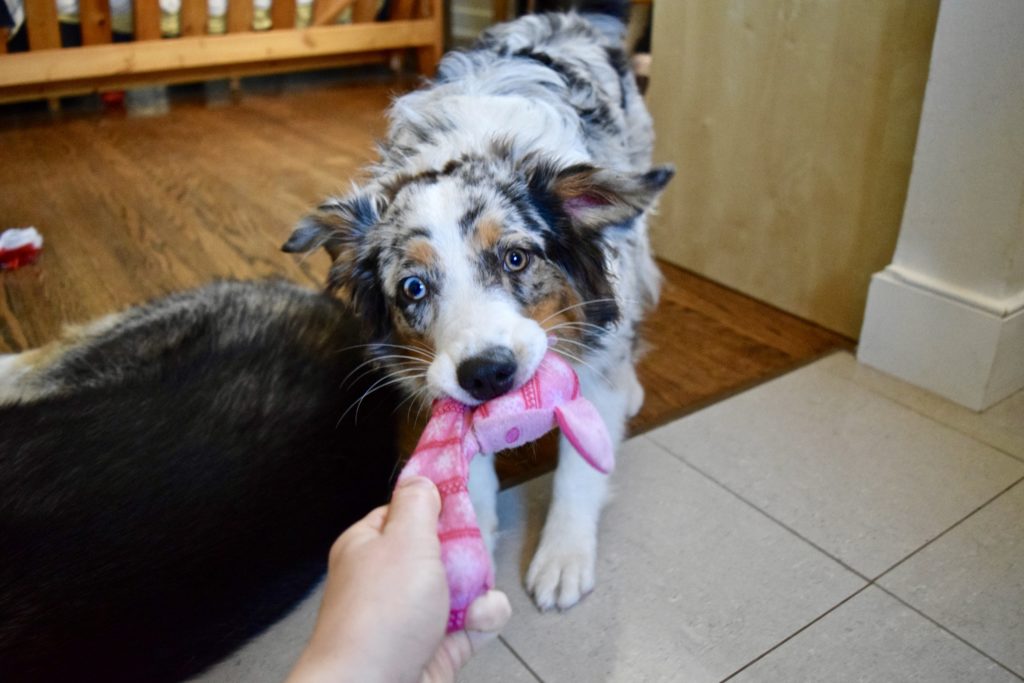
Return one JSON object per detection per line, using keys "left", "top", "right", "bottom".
{"left": 395, "top": 350, "right": 613, "bottom": 632}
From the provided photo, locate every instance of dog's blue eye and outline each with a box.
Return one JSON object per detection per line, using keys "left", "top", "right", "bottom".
{"left": 503, "top": 248, "right": 529, "bottom": 273}
{"left": 401, "top": 276, "right": 428, "bottom": 302}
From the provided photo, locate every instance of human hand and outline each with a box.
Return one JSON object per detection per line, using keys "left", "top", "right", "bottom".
{"left": 287, "top": 477, "right": 511, "bottom": 683}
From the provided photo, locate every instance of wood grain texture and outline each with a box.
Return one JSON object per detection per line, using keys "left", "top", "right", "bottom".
{"left": 271, "top": 0, "right": 296, "bottom": 30}
{"left": 0, "top": 20, "right": 437, "bottom": 101}
{"left": 0, "top": 77, "right": 849, "bottom": 488}
{"left": 132, "top": 0, "right": 162, "bottom": 40}
{"left": 79, "top": 0, "right": 114, "bottom": 45}
{"left": 25, "top": 0, "right": 61, "bottom": 50}
{"left": 180, "top": 0, "right": 208, "bottom": 36}
{"left": 227, "top": 0, "right": 254, "bottom": 33}
{"left": 648, "top": 0, "right": 940, "bottom": 337}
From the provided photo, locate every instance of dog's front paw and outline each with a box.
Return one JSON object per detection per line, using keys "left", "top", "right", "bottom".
{"left": 525, "top": 527, "right": 596, "bottom": 611}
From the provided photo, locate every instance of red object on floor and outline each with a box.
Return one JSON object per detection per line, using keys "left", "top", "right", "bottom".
{"left": 0, "top": 227, "right": 44, "bottom": 270}
{"left": 0, "top": 243, "right": 41, "bottom": 269}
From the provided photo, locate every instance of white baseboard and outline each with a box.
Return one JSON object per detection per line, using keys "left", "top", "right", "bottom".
{"left": 858, "top": 267, "right": 1024, "bottom": 411}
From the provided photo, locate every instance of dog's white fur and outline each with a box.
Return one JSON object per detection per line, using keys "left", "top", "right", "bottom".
{"left": 288, "top": 10, "right": 670, "bottom": 611}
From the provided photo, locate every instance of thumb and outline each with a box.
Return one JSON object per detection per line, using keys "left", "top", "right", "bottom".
{"left": 421, "top": 591, "right": 511, "bottom": 683}
{"left": 385, "top": 476, "right": 442, "bottom": 545}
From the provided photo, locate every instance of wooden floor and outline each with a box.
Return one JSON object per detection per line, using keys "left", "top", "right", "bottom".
{"left": 0, "top": 71, "right": 850, "bottom": 485}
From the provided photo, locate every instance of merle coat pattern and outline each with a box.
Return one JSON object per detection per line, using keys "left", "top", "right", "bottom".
{"left": 285, "top": 2, "right": 673, "bottom": 610}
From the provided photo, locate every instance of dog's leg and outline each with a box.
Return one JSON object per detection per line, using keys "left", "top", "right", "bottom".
{"left": 0, "top": 312, "right": 126, "bottom": 405}
{"left": 525, "top": 360, "right": 631, "bottom": 611}
{"left": 468, "top": 451, "right": 500, "bottom": 559}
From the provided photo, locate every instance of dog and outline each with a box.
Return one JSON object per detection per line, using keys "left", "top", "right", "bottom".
{"left": 283, "top": 0, "right": 672, "bottom": 611}
{"left": 0, "top": 280, "right": 401, "bottom": 681}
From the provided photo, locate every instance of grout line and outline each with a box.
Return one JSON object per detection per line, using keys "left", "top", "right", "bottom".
{"left": 498, "top": 635, "right": 546, "bottom": 683}
{"left": 718, "top": 585, "right": 872, "bottom": 681}
{"left": 645, "top": 437, "right": 872, "bottom": 582}
{"left": 647, "top": 435, "right": 1024, "bottom": 681}
{"left": 873, "top": 475, "right": 1024, "bottom": 583}
{"left": 819, "top": 360, "right": 1024, "bottom": 466}
{"left": 874, "top": 586, "right": 1024, "bottom": 681}
{"left": 629, "top": 348, "right": 851, "bottom": 438}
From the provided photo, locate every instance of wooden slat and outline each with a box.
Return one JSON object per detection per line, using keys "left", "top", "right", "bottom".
{"left": 25, "top": 0, "right": 61, "bottom": 50}
{"left": 0, "top": 20, "right": 437, "bottom": 96}
{"left": 414, "top": 0, "right": 442, "bottom": 76}
{"left": 0, "top": 27, "right": 9, "bottom": 54}
{"left": 312, "top": 0, "right": 354, "bottom": 26}
{"left": 79, "top": 0, "right": 113, "bottom": 45}
{"left": 270, "top": 0, "right": 296, "bottom": 30}
{"left": 0, "top": 52, "right": 391, "bottom": 103}
{"left": 227, "top": 0, "right": 254, "bottom": 32}
{"left": 491, "top": 0, "right": 508, "bottom": 23}
{"left": 351, "top": 0, "right": 375, "bottom": 22}
{"left": 180, "top": 0, "right": 207, "bottom": 36}
{"left": 389, "top": 0, "right": 414, "bottom": 19}
{"left": 132, "top": 0, "right": 162, "bottom": 40}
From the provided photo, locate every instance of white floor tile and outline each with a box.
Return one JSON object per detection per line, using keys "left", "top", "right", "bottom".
{"left": 646, "top": 357, "right": 1024, "bottom": 578}
{"left": 822, "top": 352, "right": 1024, "bottom": 462}
{"left": 458, "top": 639, "right": 539, "bottom": 683}
{"left": 493, "top": 436, "right": 864, "bottom": 683}
{"left": 880, "top": 480, "right": 1024, "bottom": 676}
{"left": 730, "top": 586, "right": 1018, "bottom": 683}
{"left": 191, "top": 584, "right": 320, "bottom": 682}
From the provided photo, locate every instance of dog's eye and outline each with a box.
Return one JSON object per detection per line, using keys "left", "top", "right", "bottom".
{"left": 401, "top": 276, "right": 428, "bottom": 302}
{"left": 503, "top": 248, "right": 529, "bottom": 273}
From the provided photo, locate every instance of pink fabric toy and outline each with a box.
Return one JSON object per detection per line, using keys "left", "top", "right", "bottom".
{"left": 395, "top": 350, "right": 613, "bottom": 632}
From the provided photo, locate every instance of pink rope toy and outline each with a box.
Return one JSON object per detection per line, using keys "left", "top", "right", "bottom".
{"left": 395, "top": 350, "right": 613, "bottom": 632}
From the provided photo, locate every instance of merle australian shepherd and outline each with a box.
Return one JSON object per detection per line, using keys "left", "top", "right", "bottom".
{"left": 283, "top": 0, "right": 671, "bottom": 611}
{"left": 0, "top": 1, "right": 670, "bottom": 680}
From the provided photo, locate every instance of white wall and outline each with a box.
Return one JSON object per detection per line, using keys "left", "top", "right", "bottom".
{"left": 859, "top": 0, "right": 1024, "bottom": 410}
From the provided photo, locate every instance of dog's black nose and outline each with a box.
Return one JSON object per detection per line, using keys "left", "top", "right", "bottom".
{"left": 457, "top": 347, "right": 517, "bottom": 401}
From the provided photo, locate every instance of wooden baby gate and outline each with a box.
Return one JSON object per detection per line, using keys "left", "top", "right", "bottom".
{"left": 0, "top": 0, "right": 443, "bottom": 103}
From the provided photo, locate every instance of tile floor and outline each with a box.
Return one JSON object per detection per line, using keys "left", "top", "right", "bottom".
{"left": 194, "top": 352, "right": 1024, "bottom": 683}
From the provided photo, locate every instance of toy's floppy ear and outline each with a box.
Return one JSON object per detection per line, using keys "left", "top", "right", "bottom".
{"left": 531, "top": 163, "right": 674, "bottom": 231}
{"left": 555, "top": 398, "right": 615, "bottom": 474}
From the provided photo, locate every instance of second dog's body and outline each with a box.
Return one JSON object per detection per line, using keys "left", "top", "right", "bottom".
{"left": 285, "top": 3, "right": 672, "bottom": 610}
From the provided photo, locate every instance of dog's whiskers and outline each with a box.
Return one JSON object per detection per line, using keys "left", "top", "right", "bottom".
{"left": 549, "top": 335, "right": 599, "bottom": 355}
{"left": 549, "top": 345, "right": 613, "bottom": 389}
{"left": 536, "top": 298, "right": 620, "bottom": 326}
{"left": 339, "top": 368, "right": 427, "bottom": 426}
{"left": 341, "top": 354, "right": 430, "bottom": 390}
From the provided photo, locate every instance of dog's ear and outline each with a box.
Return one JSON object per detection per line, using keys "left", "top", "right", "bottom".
{"left": 531, "top": 163, "right": 674, "bottom": 231}
{"left": 282, "top": 193, "right": 383, "bottom": 294}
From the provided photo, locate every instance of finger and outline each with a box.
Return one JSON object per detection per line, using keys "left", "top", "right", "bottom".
{"left": 360, "top": 505, "right": 389, "bottom": 534}
{"left": 328, "top": 505, "right": 389, "bottom": 564}
{"left": 383, "top": 476, "right": 441, "bottom": 543}
{"left": 420, "top": 592, "right": 511, "bottom": 683}
{"left": 421, "top": 616, "right": 506, "bottom": 683}
{"left": 464, "top": 590, "right": 511, "bottom": 633}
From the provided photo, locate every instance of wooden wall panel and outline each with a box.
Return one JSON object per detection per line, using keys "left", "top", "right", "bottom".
{"left": 647, "top": 0, "right": 940, "bottom": 337}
